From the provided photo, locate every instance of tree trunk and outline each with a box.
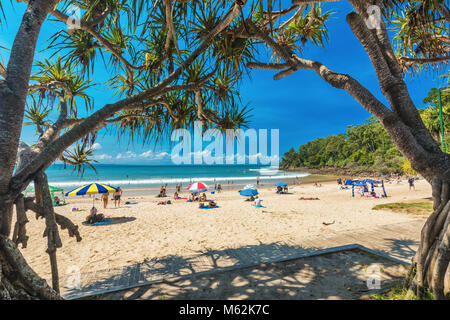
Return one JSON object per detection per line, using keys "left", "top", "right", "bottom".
{"left": 407, "top": 178, "right": 450, "bottom": 299}
{"left": 33, "top": 171, "right": 62, "bottom": 294}
{"left": 0, "top": 207, "right": 61, "bottom": 300}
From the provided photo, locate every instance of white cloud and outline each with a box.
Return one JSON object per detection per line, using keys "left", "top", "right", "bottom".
{"left": 96, "top": 153, "right": 112, "bottom": 160}
{"left": 116, "top": 151, "right": 137, "bottom": 159}
{"left": 139, "top": 150, "right": 153, "bottom": 158}
{"left": 92, "top": 142, "right": 102, "bottom": 150}
{"left": 155, "top": 151, "right": 169, "bottom": 159}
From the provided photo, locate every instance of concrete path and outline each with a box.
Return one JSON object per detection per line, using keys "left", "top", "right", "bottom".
{"left": 60, "top": 218, "right": 424, "bottom": 299}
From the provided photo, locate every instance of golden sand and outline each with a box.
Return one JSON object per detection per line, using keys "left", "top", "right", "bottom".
{"left": 17, "top": 178, "right": 430, "bottom": 282}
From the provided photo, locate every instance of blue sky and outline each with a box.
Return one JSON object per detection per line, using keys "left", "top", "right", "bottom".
{"left": 0, "top": 1, "right": 445, "bottom": 165}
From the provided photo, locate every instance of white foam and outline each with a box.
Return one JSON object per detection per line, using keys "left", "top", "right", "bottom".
{"left": 48, "top": 172, "right": 309, "bottom": 189}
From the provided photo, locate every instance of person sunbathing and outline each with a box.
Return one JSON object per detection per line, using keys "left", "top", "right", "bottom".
{"left": 245, "top": 195, "right": 255, "bottom": 202}
{"left": 174, "top": 192, "right": 180, "bottom": 199}
{"left": 85, "top": 207, "right": 105, "bottom": 224}
{"left": 199, "top": 193, "right": 207, "bottom": 202}
{"left": 299, "top": 197, "right": 320, "bottom": 200}
{"left": 157, "top": 200, "right": 172, "bottom": 205}
{"left": 208, "top": 200, "right": 217, "bottom": 208}
{"left": 254, "top": 196, "right": 263, "bottom": 207}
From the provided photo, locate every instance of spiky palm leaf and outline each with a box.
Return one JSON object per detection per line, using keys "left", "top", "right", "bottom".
{"left": 62, "top": 144, "right": 98, "bottom": 177}
{"left": 31, "top": 56, "right": 94, "bottom": 117}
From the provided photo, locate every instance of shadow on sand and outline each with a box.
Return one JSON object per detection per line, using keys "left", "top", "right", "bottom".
{"left": 64, "top": 241, "right": 408, "bottom": 300}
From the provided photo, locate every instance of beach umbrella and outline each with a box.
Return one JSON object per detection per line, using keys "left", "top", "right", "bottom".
{"left": 244, "top": 184, "right": 256, "bottom": 190}
{"left": 187, "top": 182, "right": 208, "bottom": 193}
{"left": 239, "top": 189, "right": 258, "bottom": 197}
{"left": 274, "top": 182, "right": 288, "bottom": 187}
{"left": 65, "top": 183, "right": 118, "bottom": 207}
{"left": 65, "top": 183, "right": 118, "bottom": 196}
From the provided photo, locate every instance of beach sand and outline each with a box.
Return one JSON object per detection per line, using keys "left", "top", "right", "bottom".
{"left": 17, "top": 178, "right": 431, "bottom": 285}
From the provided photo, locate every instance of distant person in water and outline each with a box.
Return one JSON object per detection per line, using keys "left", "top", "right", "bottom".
{"left": 114, "top": 187, "right": 122, "bottom": 207}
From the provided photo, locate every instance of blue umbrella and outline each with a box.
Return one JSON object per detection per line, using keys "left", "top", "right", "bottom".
{"left": 239, "top": 189, "right": 259, "bottom": 197}
{"left": 344, "top": 179, "right": 354, "bottom": 185}
{"left": 362, "top": 179, "right": 381, "bottom": 184}
{"left": 274, "top": 182, "right": 288, "bottom": 187}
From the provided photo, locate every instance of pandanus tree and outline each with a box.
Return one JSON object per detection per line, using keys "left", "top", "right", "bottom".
{"left": 233, "top": 0, "right": 449, "bottom": 298}
{"left": 0, "top": 0, "right": 252, "bottom": 299}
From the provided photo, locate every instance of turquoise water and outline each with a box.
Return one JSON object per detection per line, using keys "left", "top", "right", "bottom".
{"left": 45, "top": 164, "right": 308, "bottom": 190}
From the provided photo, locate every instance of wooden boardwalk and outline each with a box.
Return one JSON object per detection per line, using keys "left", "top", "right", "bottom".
{"left": 60, "top": 218, "right": 424, "bottom": 299}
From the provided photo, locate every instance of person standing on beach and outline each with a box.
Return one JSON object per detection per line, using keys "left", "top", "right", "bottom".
{"left": 408, "top": 177, "right": 415, "bottom": 191}
{"left": 102, "top": 192, "right": 109, "bottom": 209}
{"left": 114, "top": 187, "right": 123, "bottom": 207}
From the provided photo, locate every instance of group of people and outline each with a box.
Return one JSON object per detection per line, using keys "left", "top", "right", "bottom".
{"left": 337, "top": 178, "right": 349, "bottom": 190}
{"left": 101, "top": 187, "right": 123, "bottom": 208}
{"left": 188, "top": 192, "right": 208, "bottom": 202}
{"left": 276, "top": 185, "right": 288, "bottom": 194}
{"left": 199, "top": 200, "right": 217, "bottom": 208}
{"left": 246, "top": 195, "right": 263, "bottom": 207}
{"left": 157, "top": 185, "right": 168, "bottom": 197}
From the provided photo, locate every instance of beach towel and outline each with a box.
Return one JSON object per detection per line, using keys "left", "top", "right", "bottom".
{"left": 82, "top": 217, "right": 136, "bottom": 226}
{"left": 254, "top": 205, "right": 266, "bottom": 208}
{"left": 200, "top": 206, "right": 220, "bottom": 209}
{"left": 82, "top": 219, "right": 113, "bottom": 226}
{"left": 125, "top": 201, "right": 138, "bottom": 204}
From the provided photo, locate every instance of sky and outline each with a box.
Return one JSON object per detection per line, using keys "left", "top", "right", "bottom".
{"left": 0, "top": 1, "right": 446, "bottom": 166}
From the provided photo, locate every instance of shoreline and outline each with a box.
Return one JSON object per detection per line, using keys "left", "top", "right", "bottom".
{"left": 83, "top": 173, "right": 339, "bottom": 196}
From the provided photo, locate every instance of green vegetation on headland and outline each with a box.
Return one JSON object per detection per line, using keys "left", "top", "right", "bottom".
{"left": 281, "top": 88, "right": 450, "bottom": 175}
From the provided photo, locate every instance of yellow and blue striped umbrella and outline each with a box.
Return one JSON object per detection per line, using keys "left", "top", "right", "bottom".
{"left": 65, "top": 183, "right": 118, "bottom": 197}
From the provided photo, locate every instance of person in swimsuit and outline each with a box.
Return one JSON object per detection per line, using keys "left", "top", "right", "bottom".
{"left": 114, "top": 187, "right": 122, "bottom": 208}
{"left": 102, "top": 192, "right": 109, "bottom": 208}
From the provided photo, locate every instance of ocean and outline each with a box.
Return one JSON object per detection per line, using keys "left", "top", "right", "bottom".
{"left": 44, "top": 164, "right": 309, "bottom": 191}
